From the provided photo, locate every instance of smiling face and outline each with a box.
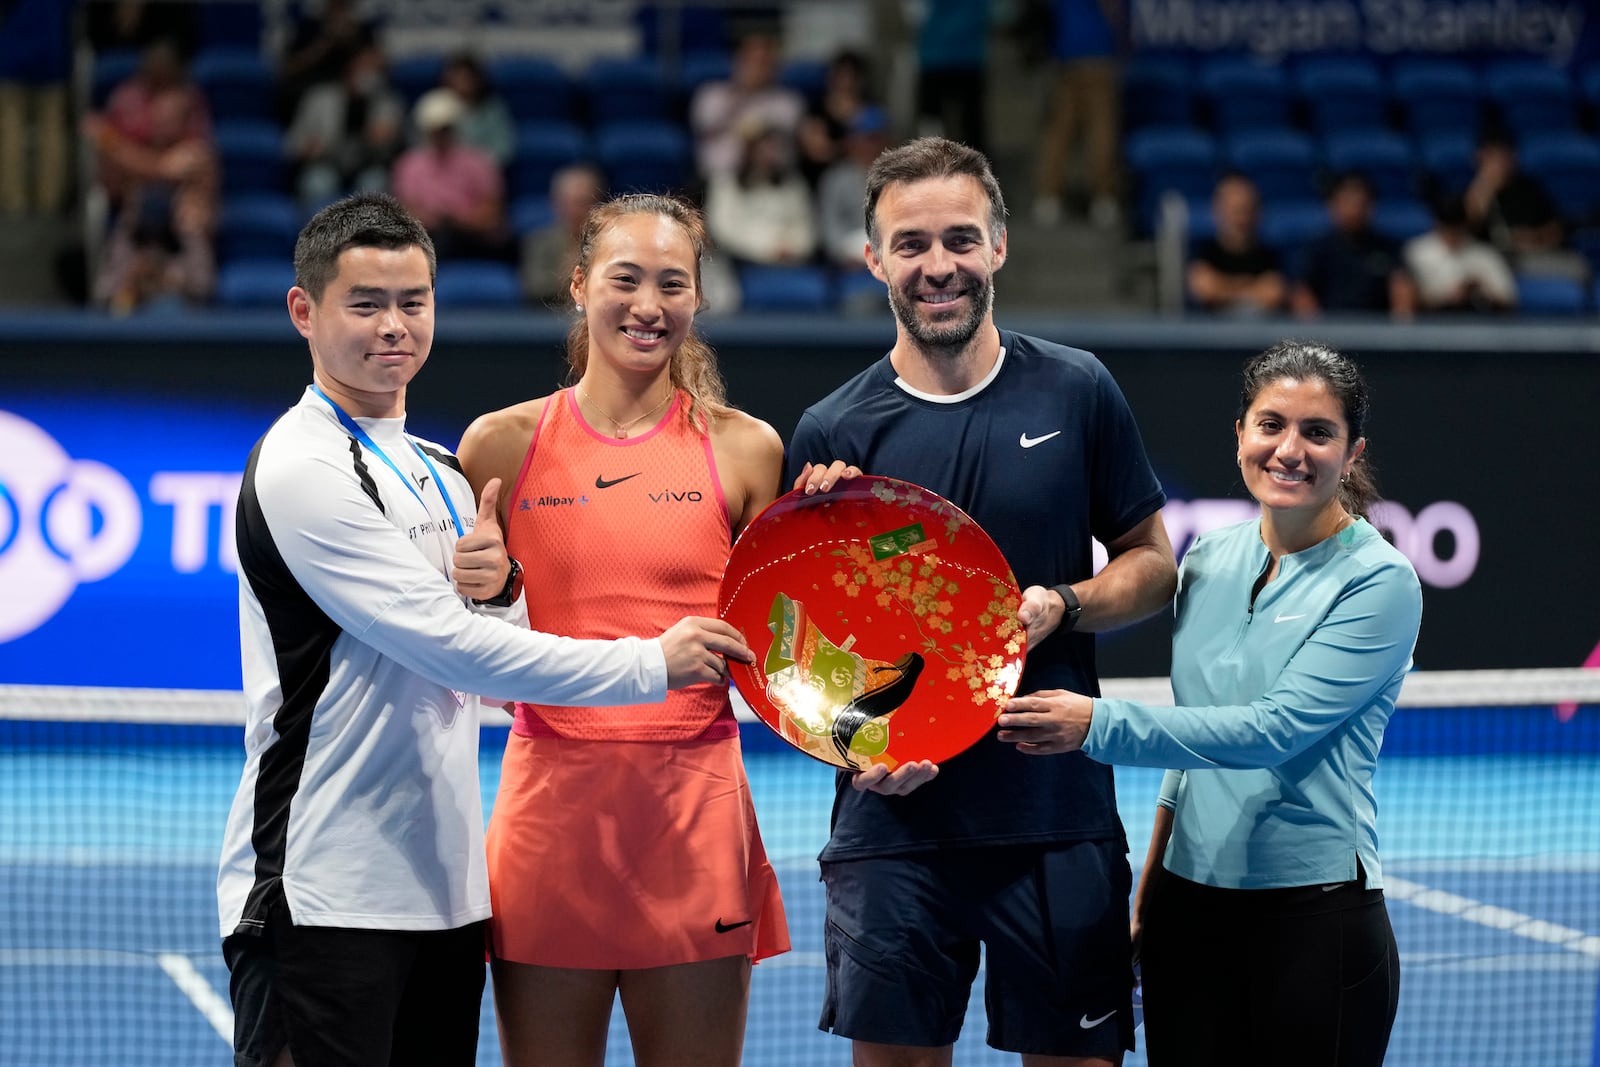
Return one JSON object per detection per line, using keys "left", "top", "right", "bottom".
{"left": 571, "top": 211, "right": 698, "bottom": 377}
{"left": 289, "top": 245, "right": 434, "bottom": 418}
{"left": 1236, "top": 376, "right": 1365, "bottom": 521}
{"left": 865, "top": 174, "right": 1006, "bottom": 355}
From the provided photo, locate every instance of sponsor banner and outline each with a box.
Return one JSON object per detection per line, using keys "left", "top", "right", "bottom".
{"left": 1130, "top": 0, "right": 1593, "bottom": 65}
{"left": 0, "top": 397, "right": 270, "bottom": 689}
{"left": 0, "top": 331, "right": 1593, "bottom": 682}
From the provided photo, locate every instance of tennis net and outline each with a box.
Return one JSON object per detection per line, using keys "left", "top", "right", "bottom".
{"left": 1, "top": 671, "right": 1597, "bottom": 1066}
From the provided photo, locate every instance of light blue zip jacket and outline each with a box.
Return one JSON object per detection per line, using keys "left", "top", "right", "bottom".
{"left": 1084, "top": 518, "right": 1422, "bottom": 889}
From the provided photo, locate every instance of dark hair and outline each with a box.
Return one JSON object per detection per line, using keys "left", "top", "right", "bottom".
{"left": 1430, "top": 193, "right": 1469, "bottom": 228}
{"left": 864, "top": 136, "right": 1007, "bottom": 253}
{"left": 1476, "top": 128, "right": 1516, "bottom": 152}
{"left": 293, "top": 193, "right": 436, "bottom": 301}
{"left": 1238, "top": 340, "right": 1378, "bottom": 518}
{"left": 443, "top": 51, "right": 492, "bottom": 101}
{"left": 566, "top": 193, "right": 730, "bottom": 433}
{"left": 1324, "top": 170, "right": 1375, "bottom": 202}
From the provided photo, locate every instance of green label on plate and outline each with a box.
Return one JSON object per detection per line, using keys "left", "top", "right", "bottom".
{"left": 869, "top": 522, "right": 927, "bottom": 561}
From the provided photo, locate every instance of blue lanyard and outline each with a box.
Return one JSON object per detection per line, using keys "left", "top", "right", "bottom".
{"left": 311, "top": 384, "right": 465, "bottom": 540}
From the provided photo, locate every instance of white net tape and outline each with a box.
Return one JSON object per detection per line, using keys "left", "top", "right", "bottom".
{"left": 3, "top": 669, "right": 1598, "bottom": 725}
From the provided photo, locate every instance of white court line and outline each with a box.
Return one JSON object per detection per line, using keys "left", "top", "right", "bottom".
{"left": 1385, "top": 877, "right": 1600, "bottom": 959}
{"left": 156, "top": 953, "right": 234, "bottom": 1044}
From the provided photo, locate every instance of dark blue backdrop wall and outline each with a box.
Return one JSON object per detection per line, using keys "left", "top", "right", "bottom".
{"left": 0, "top": 311, "right": 1594, "bottom": 687}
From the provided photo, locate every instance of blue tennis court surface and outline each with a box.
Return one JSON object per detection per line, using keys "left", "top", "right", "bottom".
{"left": 2, "top": 716, "right": 1596, "bottom": 1066}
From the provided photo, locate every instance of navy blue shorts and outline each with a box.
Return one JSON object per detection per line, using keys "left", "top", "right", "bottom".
{"left": 819, "top": 840, "right": 1135, "bottom": 1056}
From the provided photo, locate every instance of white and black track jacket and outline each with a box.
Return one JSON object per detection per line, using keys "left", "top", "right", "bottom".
{"left": 218, "top": 388, "right": 666, "bottom": 936}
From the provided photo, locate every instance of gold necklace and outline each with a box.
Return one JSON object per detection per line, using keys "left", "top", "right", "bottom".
{"left": 577, "top": 384, "right": 673, "bottom": 439}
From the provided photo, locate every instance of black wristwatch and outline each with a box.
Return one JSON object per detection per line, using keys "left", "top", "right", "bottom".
{"left": 475, "top": 558, "right": 523, "bottom": 608}
{"left": 1051, "top": 583, "right": 1082, "bottom": 633}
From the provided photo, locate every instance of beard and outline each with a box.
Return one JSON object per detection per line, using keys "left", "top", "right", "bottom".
{"left": 886, "top": 271, "right": 994, "bottom": 355}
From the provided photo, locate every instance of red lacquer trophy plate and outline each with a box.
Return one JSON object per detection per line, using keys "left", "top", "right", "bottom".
{"left": 718, "top": 476, "right": 1026, "bottom": 770}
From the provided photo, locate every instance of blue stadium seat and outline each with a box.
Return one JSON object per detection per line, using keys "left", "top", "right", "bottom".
{"left": 508, "top": 120, "right": 590, "bottom": 200}
{"left": 510, "top": 195, "right": 554, "bottom": 236}
{"left": 1124, "top": 126, "right": 1218, "bottom": 235}
{"left": 190, "top": 47, "right": 275, "bottom": 122}
{"left": 1176, "top": 193, "right": 1216, "bottom": 242}
{"left": 433, "top": 260, "right": 522, "bottom": 308}
{"left": 780, "top": 59, "right": 828, "bottom": 102}
{"left": 1373, "top": 199, "right": 1433, "bottom": 243}
{"left": 217, "top": 193, "right": 301, "bottom": 263}
{"left": 584, "top": 57, "right": 671, "bottom": 124}
{"left": 387, "top": 54, "right": 444, "bottom": 106}
{"left": 678, "top": 50, "right": 733, "bottom": 96}
{"left": 1259, "top": 199, "right": 1330, "bottom": 261}
{"left": 1391, "top": 59, "right": 1482, "bottom": 136}
{"left": 1295, "top": 56, "right": 1387, "bottom": 135}
{"left": 1567, "top": 227, "right": 1600, "bottom": 274}
{"left": 1322, "top": 128, "right": 1417, "bottom": 200}
{"left": 593, "top": 120, "right": 692, "bottom": 194}
{"left": 1198, "top": 57, "right": 1291, "bottom": 133}
{"left": 216, "top": 258, "right": 296, "bottom": 307}
{"left": 635, "top": 4, "right": 731, "bottom": 56}
{"left": 1224, "top": 128, "right": 1319, "bottom": 201}
{"left": 1581, "top": 64, "right": 1600, "bottom": 109}
{"left": 489, "top": 56, "right": 575, "bottom": 123}
{"left": 1485, "top": 59, "right": 1577, "bottom": 135}
{"left": 1417, "top": 130, "right": 1478, "bottom": 198}
{"left": 834, "top": 267, "right": 886, "bottom": 314}
{"left": 737, "top": 264, "right": 833, "bottom": 312}
{"left": 1122, "top": 56, "right": 1193, "bottom": 130}
{"left": 1517, "top": 131, "right": 1600, "bottom": 224}
{"left": 1518, "top": 273, "right": 1587, "bottom": 315}
{"left": 214, "top": 120, "right": 287, "bottom": 195}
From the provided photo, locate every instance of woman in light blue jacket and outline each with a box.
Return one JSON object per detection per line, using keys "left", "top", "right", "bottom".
{"left": 1001, "top": 340, "right": 1422, "bottom": 1066}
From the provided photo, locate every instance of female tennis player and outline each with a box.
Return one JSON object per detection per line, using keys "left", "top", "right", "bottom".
{"left": 458, "top": 193, "right": 789, "bottom": 1067}
{"left": 997, "top": 340, "right": 1422, "bottom": 1066}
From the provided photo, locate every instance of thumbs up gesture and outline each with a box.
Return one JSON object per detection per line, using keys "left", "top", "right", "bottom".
{"left": 454, "top": 478, "right": 516, "bottom": 602}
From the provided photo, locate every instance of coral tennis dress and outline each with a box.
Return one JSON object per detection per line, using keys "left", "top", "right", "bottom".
{"left": 486, "top": 389, "right": 789, "bottom": 968}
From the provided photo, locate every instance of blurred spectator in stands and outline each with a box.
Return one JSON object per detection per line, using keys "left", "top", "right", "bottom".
{"left": 286, "top": 40, "right": 403, "bottom": 210}
{"left": 1464, "top": 130, "right": 1588, "bottom": 281}
{"left": 87, "top": 39, "right": 211, "bottom": 214}
{"left": 1292, "top": 172, "right": 1416, "bottom": 319}
{"left": 1403, "top": 194, "right": 1516, "bottom": 314}
{"left": 797, "top": 48, "right": 874, "bottom": 187}
{"left": 277, "top": 0, "right": 379, "bottom": 124}
{"left": 1033, "top": 0, "right": 1123, "bottom": 229}
{"left": 0, "top": 0, "right": 72, "bottom": 216}
{"left": 705, "top": 120, "right": 817, "bottom": 267}
{"left": 914, "top": 0, "right": 989, "bottom": 154}
{"left": 817, "top": 105, "right": 890, "bottom": 270}
{"left": 1185, "top": 173, "right": 1284, "bottom": 315}
{"left": 84, "top": 0, "right": 198, "bottom": 58}
{"left": 433, "top": 52, "right": 514, "bottom": 168}
{"left": 88, "top": 84, "right": 218, "bottom": 313}
{"left": 689, "top": 29, "right": 805, "bottom": 181}
{"left": 521, "top": 162, "right": 603, "bottom": 307}
{"left": 391, "top": 88, "right": 508, "bottom": 261}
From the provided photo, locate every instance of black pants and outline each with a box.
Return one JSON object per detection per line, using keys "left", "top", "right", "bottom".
{"left": 1141, "top": 869, "right": 1399, "bottom": 1067}
{"left": 224, "top": 906, "right": 488, "bottom": 1067}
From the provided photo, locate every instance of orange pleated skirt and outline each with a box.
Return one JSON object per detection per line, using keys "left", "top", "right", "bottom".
{"left": 486, "top": 731, "right": 790, "bottom": 970}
